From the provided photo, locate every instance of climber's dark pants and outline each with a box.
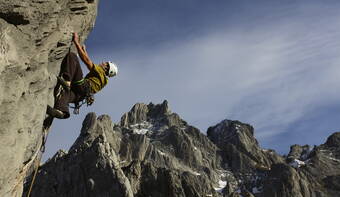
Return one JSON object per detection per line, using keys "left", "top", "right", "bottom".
{"left": 54, "top": 52, "right": 90, "bottom": 118}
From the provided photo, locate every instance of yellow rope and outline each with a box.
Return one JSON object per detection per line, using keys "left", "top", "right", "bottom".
{"left": 26, "top": 116, "right": 53, "bottom": 197}
{"left": 26, "top": 156, "right": 41, "bottom": 197}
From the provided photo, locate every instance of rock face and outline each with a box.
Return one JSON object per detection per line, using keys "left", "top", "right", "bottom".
{"left": 207, "top": 119, "right": 284, "bottom": 196}
{"left": 0, "top": 0, "right": 99, "bottom": 196}
{"left": 27, "top": 101, "right": 340, "bottom": 197}
{"left": 207, "top": 120, "right": 284, "bottom": 172}
{"left": 262, "top": 133, "right": 340, "bottom": 197}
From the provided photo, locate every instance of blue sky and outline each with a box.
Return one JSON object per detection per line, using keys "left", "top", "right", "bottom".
{"left": 44, "top": 0, "right": 340, "bottom": 160}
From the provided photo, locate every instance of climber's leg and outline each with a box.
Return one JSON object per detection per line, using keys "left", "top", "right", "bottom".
{"left": 50, "top": 89, "right": 78, "bottom": 119}
{"left": 60, "top": 52, "right": 84, "bottom": 86}
{"left": 48, "top": 52, "right": 86, "bottom": 119}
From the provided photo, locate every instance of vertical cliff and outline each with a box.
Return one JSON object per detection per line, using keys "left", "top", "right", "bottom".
{"left": 0, "top": 0, "right": 99, "bottom": 196}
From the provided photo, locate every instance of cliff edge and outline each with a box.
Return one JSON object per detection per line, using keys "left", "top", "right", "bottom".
{"left": 0, "top": 0, "right": 99, "bottom": 196}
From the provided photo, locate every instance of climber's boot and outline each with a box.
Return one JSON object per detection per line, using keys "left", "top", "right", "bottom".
{"left": 46, "top": 105, "right": 66, "bottom": 119}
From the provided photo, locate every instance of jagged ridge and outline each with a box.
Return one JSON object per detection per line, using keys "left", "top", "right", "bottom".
{"left": 25, "top": 101, "right": 340, "bottom": 197}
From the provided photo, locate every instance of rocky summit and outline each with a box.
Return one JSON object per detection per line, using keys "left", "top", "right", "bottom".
{"left": 24, "top": 101, "right": 340, "bottom": 197}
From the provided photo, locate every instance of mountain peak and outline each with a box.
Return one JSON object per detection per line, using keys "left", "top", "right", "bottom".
{"left": 120, "top": 100, "right": 186, "bottom": 132}
{"left": 207, "top": 119, "right": 283, "bottom": 172}
{"left": 325, "top": 132, "right": 340, "bottom": 148}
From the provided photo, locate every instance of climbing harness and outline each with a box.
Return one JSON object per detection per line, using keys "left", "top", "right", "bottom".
{"left": 70, "top": 78, "right": 95, "bottom": 114}
{"left": 56, "top": 69, "right": 95, "bottom": 115}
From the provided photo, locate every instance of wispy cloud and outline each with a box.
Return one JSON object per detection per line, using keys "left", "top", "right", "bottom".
{"left": 45, "top": 2, "right": 340, "bottom": 161}
{"left": 93, "top": 8, "right": 340, "bottom": 142}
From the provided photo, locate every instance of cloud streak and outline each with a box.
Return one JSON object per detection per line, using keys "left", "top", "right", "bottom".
{"left": 44, "top": 1, "right": 340, "bottom": 160}
{"left": 93, "top": 8, "right": 340, "bottom": 142}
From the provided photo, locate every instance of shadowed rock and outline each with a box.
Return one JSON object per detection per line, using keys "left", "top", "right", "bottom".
{"left": 26, "top": 102, "right": 228, "bottom": 197}
{"left": 286, "top": 144, "right": 311, "bottom": 163}
{"left": 23, "top": 102, "right": 340, "bottom": 197}
{"left": 325, "top": 132, "right": 340, "bottom": 148}
{"left": 0, "top": 0, "right": 99, "bottom": 196}
{"left": 262, "top": 133, "right": 340, "bottom": 197}
{"left": 207, "top": 120, "right": 284, "bottom": 173}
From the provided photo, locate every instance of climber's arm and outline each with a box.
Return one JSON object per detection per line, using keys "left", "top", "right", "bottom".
{"left": 73, "top": 32, "right": 94, "bottom": 71}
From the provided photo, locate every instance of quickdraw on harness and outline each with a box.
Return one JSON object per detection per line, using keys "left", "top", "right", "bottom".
{"left": 70, "top": 78, "right": 94, "bottom": 114}
{"left": 70, "top": 94, "right": 94, "bottom": 114}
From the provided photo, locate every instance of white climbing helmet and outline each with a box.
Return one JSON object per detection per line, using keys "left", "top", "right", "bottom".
{"left": 107, "top": 61, "right": 118, "bottom": 77}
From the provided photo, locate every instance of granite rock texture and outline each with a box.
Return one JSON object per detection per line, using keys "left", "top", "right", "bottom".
{"left": 0, "top": 0, "right": 99, "bottom": 196}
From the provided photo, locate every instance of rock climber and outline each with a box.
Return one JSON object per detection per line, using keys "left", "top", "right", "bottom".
{"left": 47, "top": 32, "right": 118, "bottom": 119}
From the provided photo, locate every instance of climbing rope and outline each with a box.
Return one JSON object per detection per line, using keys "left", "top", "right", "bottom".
{"left": 26, "top": 117, "right": 52, "bottom": 197}
{"left": 26, "top": 158, "right": 40, "bottom": 197}
{"left": 27, "top": 45, "right": 72, "bottom": 196}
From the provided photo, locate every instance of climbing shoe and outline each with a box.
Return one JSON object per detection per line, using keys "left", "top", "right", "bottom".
{"left": 46, "top": 105, "right": 66, "bottom": 119}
